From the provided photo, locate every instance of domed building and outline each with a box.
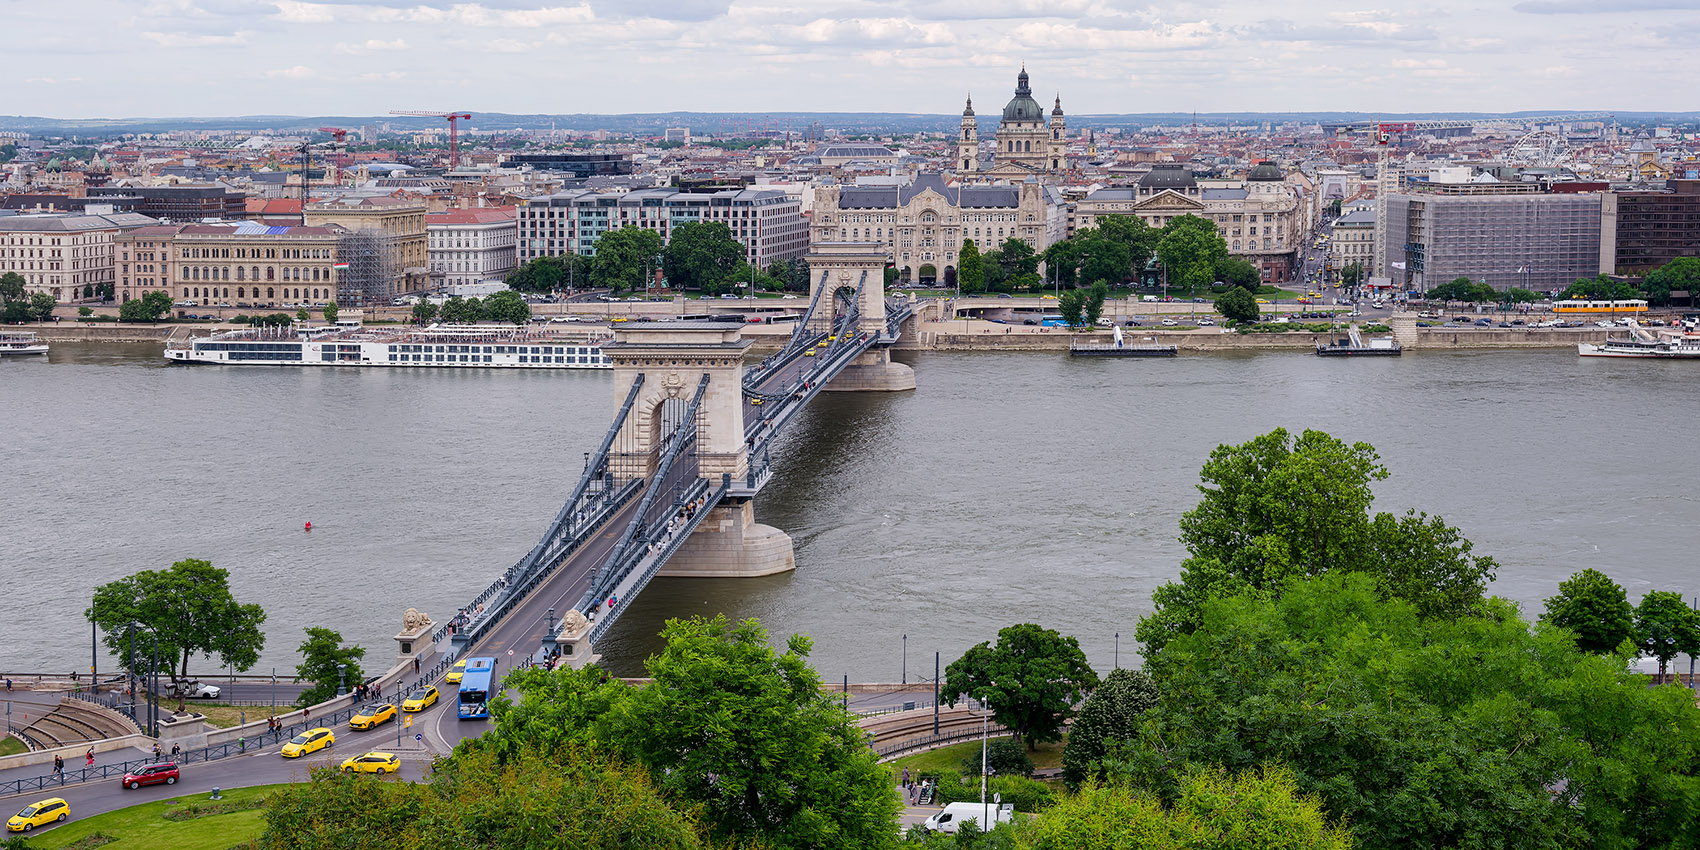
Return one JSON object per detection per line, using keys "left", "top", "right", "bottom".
{"left": 958, "top": 67, "right": 1069, "bottom": 179}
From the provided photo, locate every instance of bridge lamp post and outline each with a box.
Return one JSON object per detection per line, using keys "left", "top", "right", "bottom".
{"left": 901, "top": 634, "right": 906, "bottom": 685}
{"left": 547, "top": 607, "right": 556, "bottom": 637}
{"left": 336, "top": 663, "right": 347, "bottom": 698}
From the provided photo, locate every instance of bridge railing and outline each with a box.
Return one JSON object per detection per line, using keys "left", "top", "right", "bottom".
{"left": 584, "top": 474, "right": 727, "bottom": 647}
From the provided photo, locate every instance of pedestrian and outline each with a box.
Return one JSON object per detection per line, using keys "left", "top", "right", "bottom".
{"left": 85, "top": 748, "right": 94, "bottom": 767}
{"left": 902, "top": 767, "right": 910, "bottom": 788}
{"left": 238, "top": 736, "right": 245, "bottom": 753}
{"left": 4, "top": 678, "right": 10, "bottom": 692}
{"left": 171, "top": 742, "right": 180, "bottom": 757}
{"left": 413, "top": 657, "right": 421, "bottom": 674}
{"left": 52, "top": 755, "right": 62, "bottom": 776}
{"left": 152, "top": 743, "right": 161, "bottom": 760}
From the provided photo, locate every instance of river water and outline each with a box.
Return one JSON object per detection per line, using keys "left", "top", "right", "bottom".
{"left": 3, "top": 343, "right": 1695, "bottom": 681}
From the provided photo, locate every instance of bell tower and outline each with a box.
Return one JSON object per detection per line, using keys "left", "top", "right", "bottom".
{"left": 958, "top": 95, "right": 978, "bottom": 173}
{"left": 1048, "top": 95, "right": 1067, "bottom": 174}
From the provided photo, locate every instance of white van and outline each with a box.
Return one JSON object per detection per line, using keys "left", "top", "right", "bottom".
{"left": 923, "top": 802, "right": 1014, "bottom": 834}
{"left": 1141, "top": 295, "right": 1158, "bottom": 302}
{"left": 1095, "top": 318, "right": 1115, "bottom": 328}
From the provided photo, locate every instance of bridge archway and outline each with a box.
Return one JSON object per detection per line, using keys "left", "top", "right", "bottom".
{"left": 918, "top": 263, "right": 937, "bottom": 285}
{"left": 603, "top": 323, "right": 752, "bottom": 485}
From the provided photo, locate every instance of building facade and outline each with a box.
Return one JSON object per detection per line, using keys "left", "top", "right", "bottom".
{"left": 303, "top": 196, "right": 428, "bottom": 304}
{"left": 505, "top": 153, "right": 633, "bottom": 178}
{"left": 0, "top": 212, "right": 157, "bottom": 301}
{"left": 1613, "top": 179, "right": 1700, "bottom": 274}
{"left": 1330, "top": 208, "right": 1376, "bottom": 274}
{"left": 810, "top": 173, "right": 1064, "bottom": 284}
{"left": 85, "top": 185, "right": 245, "bottom": 222}
{"left": 516, "top": 187, "right": 808, "bottom": 270}
{"left": 1075, "top": 163, "right": 1304, "bottom": 283}
{"left": 1380, "top": 190, "right": 1611, "bottom": 292}
{"left": 116, "top": 222, "right": 345, "bottom": 307}
{"left": 427, "top": 208, "right": 518, "bottom": 289}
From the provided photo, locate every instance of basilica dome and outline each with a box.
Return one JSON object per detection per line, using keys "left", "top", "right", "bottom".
{"left": 1002, "top": 68, "right": 1043, "bottom": 123}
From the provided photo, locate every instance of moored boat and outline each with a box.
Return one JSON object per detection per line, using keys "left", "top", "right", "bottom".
{"left": 165, "top": 323, "right": 612, "bottom": 369}
{"left": 1578, "top": 322, "right": 1700, "bottom": 359}
{"left": 0, "top": 331, "right": 48, "bottom": 356}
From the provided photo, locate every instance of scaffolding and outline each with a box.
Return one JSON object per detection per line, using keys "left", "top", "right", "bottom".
{"left": 336, "top": 229, "right": 394, "bottom": 308}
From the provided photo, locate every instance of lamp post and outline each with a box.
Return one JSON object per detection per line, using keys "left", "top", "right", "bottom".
{"left": 270, "top": 668, "right": 276, "bottom": 722}
{"left": 1114, "top": 632, "right": 1119, "bottom": 670}
{"left": 979, "top": 695, "right": 991, "bottom": 830}
{"left": 902, "top": 634, "right": 907, "bottom": 686}
{"left": 90, "top": 597, "right": 98, "bottom": 699}
{"left": 336, "top": 663, "right": 347, "bottom": 698}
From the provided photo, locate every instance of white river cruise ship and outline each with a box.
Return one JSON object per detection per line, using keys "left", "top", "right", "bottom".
{"left": 165, "top": 323, "right": 612, "bottom": 369}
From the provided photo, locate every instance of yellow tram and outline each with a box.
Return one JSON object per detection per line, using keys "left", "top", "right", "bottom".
{"left": 1552, "top": 299, "right": 1648, "bottom": 314}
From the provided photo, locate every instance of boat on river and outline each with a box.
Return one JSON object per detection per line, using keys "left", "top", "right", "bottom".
{"left": 165, "top": 323, "right": 612, "bottom": 369}
{"left": 0, "top": 331, "right": 48, "bottom": 356}
{"left": 1317, "top": 325, "right": 1401, "bottom": 357}
{"left": 1069, "top": 325, "right": 1178, "bottom": 357}
{"left": 1578, "top": 321, "right": 1700, "bottom": 359}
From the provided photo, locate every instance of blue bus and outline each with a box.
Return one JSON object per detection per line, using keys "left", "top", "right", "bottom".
{"left": 456, "top": 657, "right": 496, "bottom": 720}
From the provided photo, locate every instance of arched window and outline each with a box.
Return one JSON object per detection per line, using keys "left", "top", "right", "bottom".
{"left": 267, "top": 288, "right": 274, "bottom": 299}
{"left": 237, "top": 287, "right": 245, "bottom": 298}
{"left": 251, "top": 266, "right": 259, "bottom": 281}
{"left": 266, "top": 267, "right": 275, "bottom": 281}
{"left": 236, "top": 267, "right": 245, "bottom": 280}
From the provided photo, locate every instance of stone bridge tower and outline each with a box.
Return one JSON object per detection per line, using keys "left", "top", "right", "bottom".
{"left": 807, "top": 242, "right": 916, "bottom": 392}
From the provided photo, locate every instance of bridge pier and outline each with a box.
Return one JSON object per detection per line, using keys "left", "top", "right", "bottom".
{"left": 660, "top": 499, "right": 795, "bottom": 578}
{"left": 821, "top": 346, "right": 915, "bottom": 392}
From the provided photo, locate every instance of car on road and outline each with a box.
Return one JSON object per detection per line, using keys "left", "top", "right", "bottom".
{"left": 802, "top": 348, "right": 818, "bottom": 357}
{"left": 170, "top": 681, "right": 221, "bottom": 700}
{"left": 340, "top": 752, "right": 401, "bottom": 775}
{"left": 1197, "top": 318, "right": 1215, "bottom": 326}
{"left": 8, "top": 798, "right": 68, "bottom": 832}
{"left": 122, "top": 763, "right": 178, "bottom": 789}
{"left": 402, "top": 686, "right": 439, "bottom": 712}
{"left": 1160, "top": 318, "right": 1178, "bottom": 327}
{"left": 997, "top": 293, "right": 1013, "bottom": 299}
{"left": 1255, "top": 298, "right": 1270, "bottom": 304}
{"left": 445, "top": 659, "right": 467, "bottom": 684}
{"left": 781, "top": 294, "right": 798, "bottom": 300}
{"left": 281, "top": 727, "right": 335, "bottom": 758}
{"left": 350, "top": 703, "right": 397, "bottom": 731}
{"left": 749, "top": 397, "right": 764, "bottom": 406}
{"left": 1475, "top": 319, "right": 1493, "bottom": 326}
{"left": 1595, "top": 320, "right": 1614, "bottom": 328}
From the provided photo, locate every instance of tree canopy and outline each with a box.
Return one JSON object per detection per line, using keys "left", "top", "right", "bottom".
{"left": 1215, "top": 287, "right": 1259, "bottom": 323}
{"left": 293, "top": 627, "right": 365, "bottom": 708}
{"left": 1155, "top": 215, "right": 1227, "bottom": 292}
{"left": 118, "top": 290, "right": 173, "bottom": 323}
{"left": 1136, "top": 428, "right": 1496, "bottom": 652}
{"left": 1060, "top": 667, "right": 1159, "bottom": 789}
{"left": 87, "top": 558, "right": 266, "bottom": 686}
{"left": 469, "top": 615, "right": 899, "bottom": 850}
{"left": 508, "top": 254, "right": 590, "bottom": 293}
{"left": 1641, "top": 256, "right": 1700, "bottom": 306}
{"left": 661, "top": 221, "right": 745, "bottom": 293}
{"left": 589, "top": 226, "right": 663, "bottom": 293}
{"left": 942, "top": 623, "right": 1099, "bottom": 750}
{"left": 1634, "top": 589, "right": 1700, "bottom": 681}
{"left": 1116, "top": 572, "right": 1700, "bottom": 850}
{"left": 1542, "top": 568, "right": 1635, "bottom": 655}
{"left": 959, "top": 238, "right": 986, "bottom": 294}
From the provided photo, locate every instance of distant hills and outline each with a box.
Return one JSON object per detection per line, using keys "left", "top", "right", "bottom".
{"left": 2, "top": 110, "right": 1696, "bottom": 137}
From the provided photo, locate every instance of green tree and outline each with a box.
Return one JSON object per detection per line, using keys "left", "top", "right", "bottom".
{"left": 28, "top": 291, "right": 55, "bottom": 322}
{"left": 256, "top": 747, "right": 707, "bottom": 850}
{"left": 767, "top": 257, "right": 811, "bottom": 292}
{"left": 1021, "top": 767, "right": 1351, "bottom": 850}
{"left": 662, "top": 221, "right": 745, "bottom": 292}
{"left": 998, "top": 237, "right": 1039, "bottom": 278}
{"left": 597, "top": 616, "right": 899, "bottom": 850}
{"left": 438, "top": 295, "right": 484, "bottom": 324}
{"left": 1155, "top": 215, "right": 1227, "bottom": 293}
{"left": 942, "top": 624, "right": 1099, "bottom": 751}
{"left": 1059, "top": 667, "right": 1159, "bottom": 790}
{"left": 981, "top": 249, "right": 1011, "bottom": 292}
{"left": 77, "top": 306, "right": 93, "bottom": 318}
{"left": 411, "top": 299, "right": 439, "bottom": 325}
{"left": 959, "top": 239, "right": 986, "bottom": 294}
{"left": 1634, "top": 590, "right": 1700, "bottom": 682}
{"left": 1083, "top": 281, "right": 1109, "bottom": 326}
{"left": 1118, "top": 573, "right": 1700, "bottom": 850}
{"left": 321, "top": 301, "right": 338, "bottom": 323}
{"left": 1137, "top": 428, "right": 1496, "bottom": 652}
{"left": 1215, "top": 255, "right": 1260, "bottom": 291}
{"left": 1641, "top": 256, "right": 1700, "bottom": 307}
{"left": 1094, "top": 213, "right": 1158, "bottom": 273}
{"left": 1056, "top": 289, "right": 1085, "bottom": 329}
{"left": 1339, "top": 262, "right": 1365, "bottom": 287}
{"left": 1041, "top": 240, "right": 1081, "bottom": 288}
{"left": 482, "top": 290, "right": 531, "bottom": 324}
{"left": 962, "top": 737, "right": 1036, "bottom": 779}
{"left": 1504, "top": 287, "right": 1541, "bottom": 304}
{"left": 885, "top": 266, "right": 901, "bottom": 288}
{"left": 1072, "top": 230, "right": 1134, "bottom": 288}
{"left": 296, "top": 308, "right": 309, "bottom": 323}
{"left": 1010, "top": 272, "right": 1042, "bottom": 293}
{"left": 293, "top": 627, "right": 365, "bottom": 708}
{"left": 508, "top": 254, "right": 582, "bottom": 293}
{"left": 0, "top": 271, "right": 24, "bottom": 303}
{"left": 87, "top": 558, "right": 266, "bottom": 689}
{"left": 1215, "top": 287, "right": 1259, "bottom": 323}
{"left": 118, "top": 291, "right": 172, "bottom": 323}
{"left": 1542, "top": 568, "right": 1635, "bottom": 655}
{"left": 591, "top": 226, "right": 663, "bottom": 293}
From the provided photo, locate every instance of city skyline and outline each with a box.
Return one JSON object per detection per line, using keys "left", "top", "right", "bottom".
{"left": 10, "top": 0, "right": 1700, "bottom": 118}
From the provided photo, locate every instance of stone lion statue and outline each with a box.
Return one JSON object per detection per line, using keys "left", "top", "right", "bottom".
{"left": 401, "top": 608, "right": 432, "bottom": 633}
{"left": 560, "top": 609, "right": 591, "bottom": 638}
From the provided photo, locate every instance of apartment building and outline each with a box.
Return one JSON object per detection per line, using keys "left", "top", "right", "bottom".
{"left": 116, "top": 222, "right": 345, "bottom": 307}
{"left": 427, "top": 208, "right": 518, "bottom": 288}
{"left": 517, "top": 187, "right": 809, "bottom": 269}
{"left": 0, "top": 212, "right": 157, "bottom": 301}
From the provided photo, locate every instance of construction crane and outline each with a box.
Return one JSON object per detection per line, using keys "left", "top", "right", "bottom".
{"left": 318, "top": 128, "right": 349, "bottom": 185}
{"left": 389, "top": 110, "right": 473, "bottom": 168}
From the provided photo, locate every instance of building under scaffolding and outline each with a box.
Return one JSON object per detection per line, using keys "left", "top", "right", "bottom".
{"left": 336, "top": 229, "right": 394, "bottom": 307}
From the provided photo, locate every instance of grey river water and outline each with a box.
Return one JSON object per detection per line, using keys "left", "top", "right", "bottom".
{"left": 2, "top": 343, "right": 1695, "bottom": 681}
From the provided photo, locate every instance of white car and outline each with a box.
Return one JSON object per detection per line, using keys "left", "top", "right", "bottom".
{"left": 1595, "top": 320, "right": 1614, "bottom": 328}
{"left": 174, "top": 682, "right": 220, "bottom": 699}
{"left": 1197, "top": 318, "right": 1215, "bottom": 326}
{"left": 1160, "top": 318, "right": 1178, "bottom": 327}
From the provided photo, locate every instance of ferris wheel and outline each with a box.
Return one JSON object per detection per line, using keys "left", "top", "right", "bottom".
{"left": 1509, "top": 130, "right": 1569, "bottom": 166}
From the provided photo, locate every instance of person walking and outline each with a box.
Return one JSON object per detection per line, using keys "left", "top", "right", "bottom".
{"left": 52, "top": 755, "right": 62, "bottom": 777}
{"left": 413, "top": 657, "right": 421, "bottom": 674}
{"left": 152, "top": 743, "right": 161, "bottom": 760}
{"left": 901, "top": 767, "right": 910, "bottom": 788}
{"left": 85, "top": 748, "right": 94, "bottom": 768}
{"left": 171, "top": 743, "right": 180, "bottom": 758}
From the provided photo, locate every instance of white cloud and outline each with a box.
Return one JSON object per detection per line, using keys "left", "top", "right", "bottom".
{"left": 337, "top": 38, "right": 407, "bottom": 52}
{"left": 265, "top": 65, "right": 316, "bottom": 78}
{"left": 142, "top": 30, "right": 250, "bottom": 46}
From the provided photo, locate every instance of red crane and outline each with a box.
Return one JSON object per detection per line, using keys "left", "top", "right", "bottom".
{"left": 318, "top": 127, "right": 350, "bottom": 184}
{"left": 389, "top": 110, "right": 473, "bottom": 168}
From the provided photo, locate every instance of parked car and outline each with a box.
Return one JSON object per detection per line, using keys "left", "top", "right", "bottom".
{"left": 7, "top": 798, "right": 68, "bottom": 832}
{"left": 122, "top": 763, "right": 179, "bottom": 790}
{"left": 1160, "top": 318, "right": 1178, "bottom": 327}
{"left": 169, "top": 681, "right": 220, "bottom": 699}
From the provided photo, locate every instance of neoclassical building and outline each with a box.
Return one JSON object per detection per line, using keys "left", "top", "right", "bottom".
{"left": 958, "top": 67, "right": 1068, "bottom": 179}
{"left": 811, "top": 173, "right": 1065, "bottom": 284}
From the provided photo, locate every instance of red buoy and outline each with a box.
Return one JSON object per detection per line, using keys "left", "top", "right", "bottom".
{"left": 304, "top": 521, "right": 312, "bottom": 532}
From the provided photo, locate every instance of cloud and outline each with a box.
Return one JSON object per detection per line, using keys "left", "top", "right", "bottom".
{"left": 1513, "top": 0, "right": 1700, "bottom": 11}
{"left": 142, "top": 30, "right": 250, "bottom": 46}
{"left": 589, "top": 0, "right": 730, "bottom": 20}
{"left": 336, "top": 38, "right": 407, "bottom": 51}
{"left": 264, "top": 65, "right": 315, "bottom": 78}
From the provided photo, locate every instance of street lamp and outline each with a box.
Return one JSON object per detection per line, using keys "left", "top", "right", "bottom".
{"left": 902, "top": 634, "right": 907, "bottom": 686}
{"left": 1114, "top": 632, "right": 1119, "bottom": 670}
{"left": 336, "top": 663, "right": 347, "bottom": 697}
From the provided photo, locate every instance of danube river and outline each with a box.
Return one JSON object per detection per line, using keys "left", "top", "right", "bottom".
{"left": 3, "top": 343, "right": 1695, "bottom": 681}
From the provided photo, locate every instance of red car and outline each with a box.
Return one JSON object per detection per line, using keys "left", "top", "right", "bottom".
{"left": 121, "top": 763, "right": 179, "bottom": 789}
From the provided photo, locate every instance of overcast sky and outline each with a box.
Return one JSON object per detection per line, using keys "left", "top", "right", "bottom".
{"left": 9, "top": 0, "right": 1700, "bottom": 118}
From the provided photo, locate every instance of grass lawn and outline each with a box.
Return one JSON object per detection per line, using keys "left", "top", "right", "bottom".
{"left": 26, "top": 784, "right": 285, "bottom": 850}
{"left": 169, "top": 703, "right": 273, "bottom": 729}
{"left": 888, "top": 736, "right": 1065, "bottom": 775}
{"left": 0, "top": 735, "right": 28, "bottom": 757}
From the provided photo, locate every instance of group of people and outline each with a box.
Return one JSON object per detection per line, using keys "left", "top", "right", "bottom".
{"left": 898, "top": 767, "right": 934, "bottom": 805}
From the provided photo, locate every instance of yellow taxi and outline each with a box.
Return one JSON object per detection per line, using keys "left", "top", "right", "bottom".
{"left": 8, "top": 798, "right": 68, "bottom": 833}
{"left": 340, "top": 752, "right": 401, "bottom": 775}
{"left": 749, "top": 398, "right": 764, "bottom": 406}
{"left": 1255, "top": 299, "right": 1271, "bottom": 304}
{"left": 401, "top": 686, "right": 439, "bottom": 712}
{"left": 827, "top": 335, "right": 837, "bottom": 341}
{"left": 349, "top": 702, "right": 397, "bottom": 731}
{"left": 280, "top": 727, "right": 335, "bottom": 758}
{"left": 803, "top": 348, "right": 817, "bottom": 357}
{"left": 445, "top": 658, "right": 467, "bottom": 684}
